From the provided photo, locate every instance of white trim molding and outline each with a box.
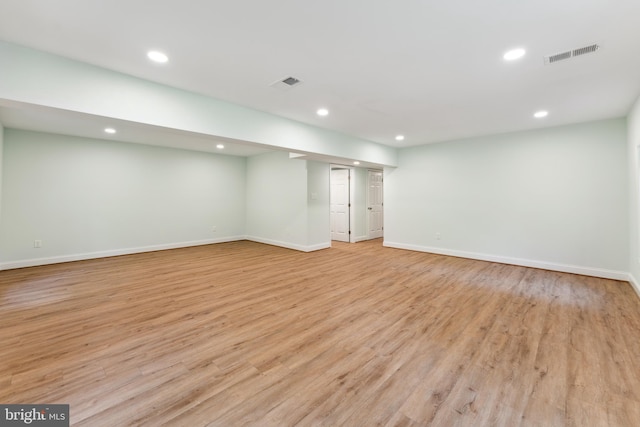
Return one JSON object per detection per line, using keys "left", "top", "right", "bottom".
{"left": 0, "top": 236, "right": 246, "bottom": 271}
{"left": 628, "top": 274, "right": 640, "bottom": 300}
{"left": 383, "top": 241, "right": 630, "bottom": 281}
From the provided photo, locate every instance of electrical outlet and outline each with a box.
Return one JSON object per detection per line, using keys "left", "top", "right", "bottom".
{"left": 34, "top": 240, "right": 42, "bottom": 248}
{"left": 212, "top": 226, "right": 217, "bottom": 232}
{"left": 435, "top": 233, "right": 441, "bottom": 240}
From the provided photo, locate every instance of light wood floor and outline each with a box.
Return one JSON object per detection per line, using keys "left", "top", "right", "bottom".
{"left": 1, "top": 240, "right": 640, "bottom": 426}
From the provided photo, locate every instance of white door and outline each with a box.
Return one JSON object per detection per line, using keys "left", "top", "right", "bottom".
{"left": 331, "top": 169, "right": 350, "bottom": 242}
{"left": 367, "top": 170, "right": 383, "bottom": 239}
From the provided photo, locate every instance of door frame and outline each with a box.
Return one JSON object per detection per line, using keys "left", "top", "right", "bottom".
{"left": 366, "top": 169, "right": 384, "bottom": 240}
{"left": 330, "top": 165, "right": 356, "bottom": 243}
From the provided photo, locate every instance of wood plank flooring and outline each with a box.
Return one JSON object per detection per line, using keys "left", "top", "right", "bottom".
{"left": 1, "top": 239, "right": 639, "bottom": 426}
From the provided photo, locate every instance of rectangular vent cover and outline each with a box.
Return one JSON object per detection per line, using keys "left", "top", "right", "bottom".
{"left": 545, "top": 44, "right": 600, "bottom": 64}
{"left": 282, "top": 77, "right": 300, "bottom": 86}
{"left": 270, "top": 76, "right": 303, "bottom": 91}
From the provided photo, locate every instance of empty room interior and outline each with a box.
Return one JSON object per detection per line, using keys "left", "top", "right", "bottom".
{"left": 1, "top": 1, "right": 640, "bottom": 426}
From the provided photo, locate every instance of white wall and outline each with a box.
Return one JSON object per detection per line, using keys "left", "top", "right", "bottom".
{"left": 385, "top": 118, "right": 628, "bottom": 279}
{"left": 0, "top": 129, "right": 246, "bottom": 268}
{"left": 628, "top": 95, "right": 640, "bottom": 293}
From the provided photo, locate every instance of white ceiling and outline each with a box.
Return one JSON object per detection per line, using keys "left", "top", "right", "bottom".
{"left": 1, "top": 0, "right": 639, "bottom": 149}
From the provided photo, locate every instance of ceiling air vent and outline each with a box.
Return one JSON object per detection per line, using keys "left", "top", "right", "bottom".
{"left": 270, "top": 76, "right": 303, "bottom": 91}
{"left": 544, "top": 44, "right": 600, "bottom": 65}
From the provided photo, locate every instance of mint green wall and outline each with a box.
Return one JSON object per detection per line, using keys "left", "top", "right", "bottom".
{"left": 628, "top": 96, "right": 640, "bottom": 288}
{"left": 0, "top": 123, "right": 3, "bottom": 258}
{"left": 245, "top": 152, "right": 309, "bottom": 249}
{"left": 307, "top": 161, "right": 331, "bottom": 248}
{"left": 0, "top": 129, "right": 246, "bottom": 267}
{"left": 245, "top": 153, "right": 331, "bottom": 251}
{"left": 0, "top": 130, "right": 330, "bottom": 267}
{"left": 385, "top": 119, "right": 629, "bottom": 276}
{"left": 1, "top": 119, "right": 635, "bottom": 279}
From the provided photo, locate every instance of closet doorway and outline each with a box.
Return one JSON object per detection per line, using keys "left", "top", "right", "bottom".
{"left": 330, "top": 166, "right": 384, "bottom": 243}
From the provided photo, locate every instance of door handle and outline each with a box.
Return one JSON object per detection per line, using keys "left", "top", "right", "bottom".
{"left": 368, "top": 207, "right": 372, "bottom": 210}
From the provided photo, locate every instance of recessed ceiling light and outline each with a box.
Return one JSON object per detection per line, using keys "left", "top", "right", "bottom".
{"left": 503, "top": 48, "right": 526, "bottom": 61}
{"left": 534, "top": 110, "right": 549, "bottom": 118}
{"left": 395, "top": 135, "right": 405, "bottom": 141}
{"left": 353, "top": 161, "right": 360, "bottom": 165}
{"left": 104, "top": 127, "right": 116, "bottom": 134}
{"left": 216, "top": 144, "right": 225, "bottom": 149}
{"left": 147, "top": 50, "right": 169, "bottom": 63}
{"left": 317, "top": 108, "right": 329, "bottom": 117}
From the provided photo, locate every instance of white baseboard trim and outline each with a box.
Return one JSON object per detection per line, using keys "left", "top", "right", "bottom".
{"left": 628, "top": 274, "right": 640, "bottom": 300}
{"left": 383, "top": 241, "right": 629, "bottom": 281}
{"left": 353, "top": 235, "right": 370, "bottom": 243}
{"left": 2, "top": 237, "right": 634, "bottom": 287}
{"left": 0, "top": 236, "right": 246, "bottom": 271}
{"left": 245, "top": 236, "right": 331, "bottom": 253}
